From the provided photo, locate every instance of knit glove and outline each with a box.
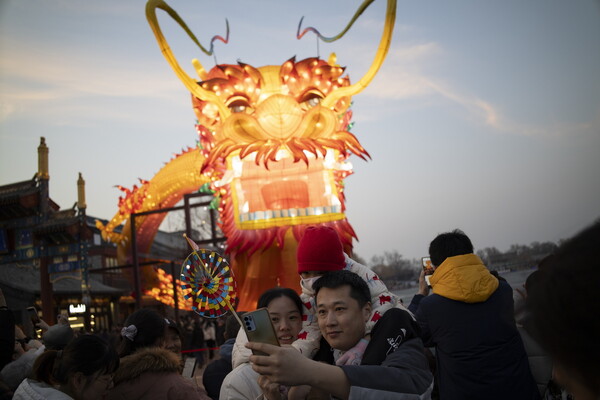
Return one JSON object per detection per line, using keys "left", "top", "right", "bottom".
{"left": 336, "top": 338, "right": 369, "bottom": 366}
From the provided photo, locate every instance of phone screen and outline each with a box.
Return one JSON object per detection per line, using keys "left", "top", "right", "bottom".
{"left": 182, "top": 357, "right": 197, "bottom": 378}
{"left": 422, "top": 257, "right": 434, "bottom": 286}
{"left": 242, "top": 308, "right": 280, "bottom": 356}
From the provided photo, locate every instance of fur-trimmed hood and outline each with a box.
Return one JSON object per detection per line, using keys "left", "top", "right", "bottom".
{"left": 107, "top": 347, "right": 209, "bottom": 400}
{"left": 113, "top": 347, "right": 181, "bottom": 385}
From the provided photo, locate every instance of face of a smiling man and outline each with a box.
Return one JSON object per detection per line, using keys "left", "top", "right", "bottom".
{"left": 316, "top": 285, "right": 372, "bottom": 352}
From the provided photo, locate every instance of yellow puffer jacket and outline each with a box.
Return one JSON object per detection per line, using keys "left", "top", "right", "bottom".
{"left": 430, "top": 254, "right": 498, "bottom": 303}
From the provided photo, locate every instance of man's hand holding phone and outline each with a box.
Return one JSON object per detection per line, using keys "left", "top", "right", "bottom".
{"left": 247, "top": 342, "right": 308, "bottom": 386}
{"left": 418, "top": 269, "right": 430, "bottom": 296}
{"left": 421, "top": 257, "right": 435, "bottom": 289}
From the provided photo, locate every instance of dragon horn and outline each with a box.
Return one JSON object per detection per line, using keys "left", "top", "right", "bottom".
{"left": 321, "top": 0, "right": 396, "bottom": 108}
{"left": 146, "top": 0, "right": 230, "bottom": 119}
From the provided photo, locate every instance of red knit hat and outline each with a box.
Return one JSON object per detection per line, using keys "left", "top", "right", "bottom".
{"left": 297, "top": 226, "right": 346, "bottom": 273}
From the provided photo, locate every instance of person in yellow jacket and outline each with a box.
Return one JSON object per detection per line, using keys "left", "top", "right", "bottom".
{"left": 408, "top": 229, "right": 540, "bottom": 400}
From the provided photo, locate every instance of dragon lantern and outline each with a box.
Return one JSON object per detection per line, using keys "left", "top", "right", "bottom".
{"left": 97, "top": 0, "right": 396, "bottom": 311}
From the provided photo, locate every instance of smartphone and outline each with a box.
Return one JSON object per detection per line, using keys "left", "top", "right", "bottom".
{"left": 242, "top": 308, "right": 280, "bottom": 356}
{"left": 182, "top": 357, "right": 197, "bottom": 378}
{"left": 421, "top": 257, "right": 434, "bottom": 287}
{"left": 27, "top": 306, "right": 40, "bottom": 324}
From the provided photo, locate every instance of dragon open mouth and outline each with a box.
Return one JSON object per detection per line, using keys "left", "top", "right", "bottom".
{"left": 219, "top": 149, "right": 349, "bottom": 229}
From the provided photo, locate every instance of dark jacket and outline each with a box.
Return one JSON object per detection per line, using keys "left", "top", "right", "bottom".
{"left": 202, "top": 338, "right": 234, "bottom": 400}
{"left": 411, "top": 254, "right": 540, "bottom": 400}
{"left": 315, "top": 308, "right": 433, "bottom": 399}
{"left": 107, "top": 347, "right": 209, "bottom": 400}
{"left": 0, "top": 308, "right": 15, "bottom": 371}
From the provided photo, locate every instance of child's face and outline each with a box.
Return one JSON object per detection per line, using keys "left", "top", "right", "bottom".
{"left": 300, "top": 271, "right": 324, "bottom": 279}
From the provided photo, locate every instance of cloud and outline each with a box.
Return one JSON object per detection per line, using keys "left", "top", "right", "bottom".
{"left": 0, "top": 36, "right": 189, "bottom": 124}
{"left": 421, "top": 81, "right": 598, "bottom": 138}
{"left": 425, "top": 80, "right": 500, "bottom": 127}
{"left": 364, "top": 42, "right": 440, "bottom": 99}
{"left": 0, "top": 47, "right": 178, "bottom": 100}
{"left": 362, "top": 41, "right": 598, "bottom": 139}
{"left": 0, "top": 102, "right": 15, "bottom": 122}
{"left": 359, "top": 40, "right": 504, "bottom": 128}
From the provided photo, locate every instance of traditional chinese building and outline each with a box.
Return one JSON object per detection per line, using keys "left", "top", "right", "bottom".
{"left": 0, "top": 137, "right": 123, "bottom": 332}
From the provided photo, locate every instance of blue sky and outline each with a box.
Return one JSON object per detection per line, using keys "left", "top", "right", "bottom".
{"left": 1, "top": 0, "right": 599, "bottom": 261}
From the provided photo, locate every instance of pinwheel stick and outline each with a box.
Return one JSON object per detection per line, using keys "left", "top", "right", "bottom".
{"left": 225, "top": 298, "right": 245, "bottom": 329}
{"left": 183, "top": 233, "right": 200, "bottom": 251}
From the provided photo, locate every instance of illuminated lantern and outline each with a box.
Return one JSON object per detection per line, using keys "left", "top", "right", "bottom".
{"left": 98, "top": 0, "right": 396, "bottom": 311}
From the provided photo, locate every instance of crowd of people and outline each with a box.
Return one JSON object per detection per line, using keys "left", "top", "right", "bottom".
{"left": 0, "top": 221, "right": 598, "bottom": 399}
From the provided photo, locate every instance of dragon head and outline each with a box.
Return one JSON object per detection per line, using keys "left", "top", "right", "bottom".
{"left": 192, "top": 56, "right": 369, "bottom": 255}
{"left": 146, "top": 0, "right": 396, "bottom": 256}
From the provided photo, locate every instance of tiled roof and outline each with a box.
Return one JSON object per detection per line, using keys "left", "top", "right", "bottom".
{"left": 0, "top": 178, "right": 37, "bottom": 197}
{"left": 33, "top": 209, "right": 78, "bottom": 232}
{"left": 0, "top": 263, "right": 124, "bottom": 295}
{"left": 0, "top": 179, "right": 38, "bottom": 207}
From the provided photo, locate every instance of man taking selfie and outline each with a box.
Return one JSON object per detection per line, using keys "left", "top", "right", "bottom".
{"left": 246, "top": 270, "right": 433, "bottom": 400}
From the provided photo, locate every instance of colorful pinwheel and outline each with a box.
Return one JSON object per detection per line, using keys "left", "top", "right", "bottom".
{"left": 180, "top": 235, "right": 239, "bottom": 318}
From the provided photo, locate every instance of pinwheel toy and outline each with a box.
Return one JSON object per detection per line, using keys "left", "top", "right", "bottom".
{"left": 181, "top": 235, "right": 242, "bottom": 326}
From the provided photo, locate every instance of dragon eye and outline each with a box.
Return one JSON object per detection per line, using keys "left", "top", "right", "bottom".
{"left": 306, "top": 97, "right": 321, "bottom": 107}
{"left": 300, "top": 91, "right": 324, "bottom": 109}
{"left": 231, "top": 104, "right": 246, "bottom": 113}
{"left": 227, "top": 97, "right": 252, "bottom": 113}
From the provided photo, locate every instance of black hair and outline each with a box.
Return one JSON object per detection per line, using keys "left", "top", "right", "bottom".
{"left": 165, "top": 318, "right": 183, "bottom": 347}
{"left": 526, "top": 220, "right": 600, "bottom": 396}
{"left": 33, "top": 334, "right": 118, "bottom": 387}
{"left": 118, "top": 308, "right": 166, "bottom": 357}
{"left": 428, "top": 229, "right": 474, "bottom": 266}
{"left": 524, "top": 270, "right": 540, "bottom": 292}
{"left": 224, "top": 313, "right": 242, "bottom": 340}
{"left": 313, "top": 270, "right": 370, "bottom": 308}
{"left": 489, "top": 270, "right": 507, "bottom": 282}
{"left": 165, "top": 318, "right": 180, "bottom": 334}
{"left": 257, "top": 287, "right": 303, "bottom": 315}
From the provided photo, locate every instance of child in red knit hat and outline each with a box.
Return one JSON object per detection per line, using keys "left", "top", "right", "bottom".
{"left": 293, "top": 225, "right": 412, "bottom": 365}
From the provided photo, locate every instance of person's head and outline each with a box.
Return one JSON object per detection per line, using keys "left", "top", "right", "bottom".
{"left": 224, "top": 313, "right": 242, "bottom": 340}
{"left": 33, "top": 334, "right": 119, "bottom": 400}
{"left": 524, "top": 270, "right": 540, "bottom": 293}
{"left": 164, "top": 319, "right": 182, "bottom": 358}
{"left": 297, "top": 226, "right": 346, "bottom": 283}
{"left": 118, "top": 308, "right": 166, "bottom": 357}
{"left": 313, "top": 270, "right": 372, "bottom": 351}
{"left": 257, "top": 288, "right": 303, "bottom": 345}
{"left": 526, "top": 221, "right": 600, "bottom": 399}
{"left": 428, "top": 229, "right": 474, "bottom": 267}
{"left": 43, "top": 323, "right": 75, "bottom": 351}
